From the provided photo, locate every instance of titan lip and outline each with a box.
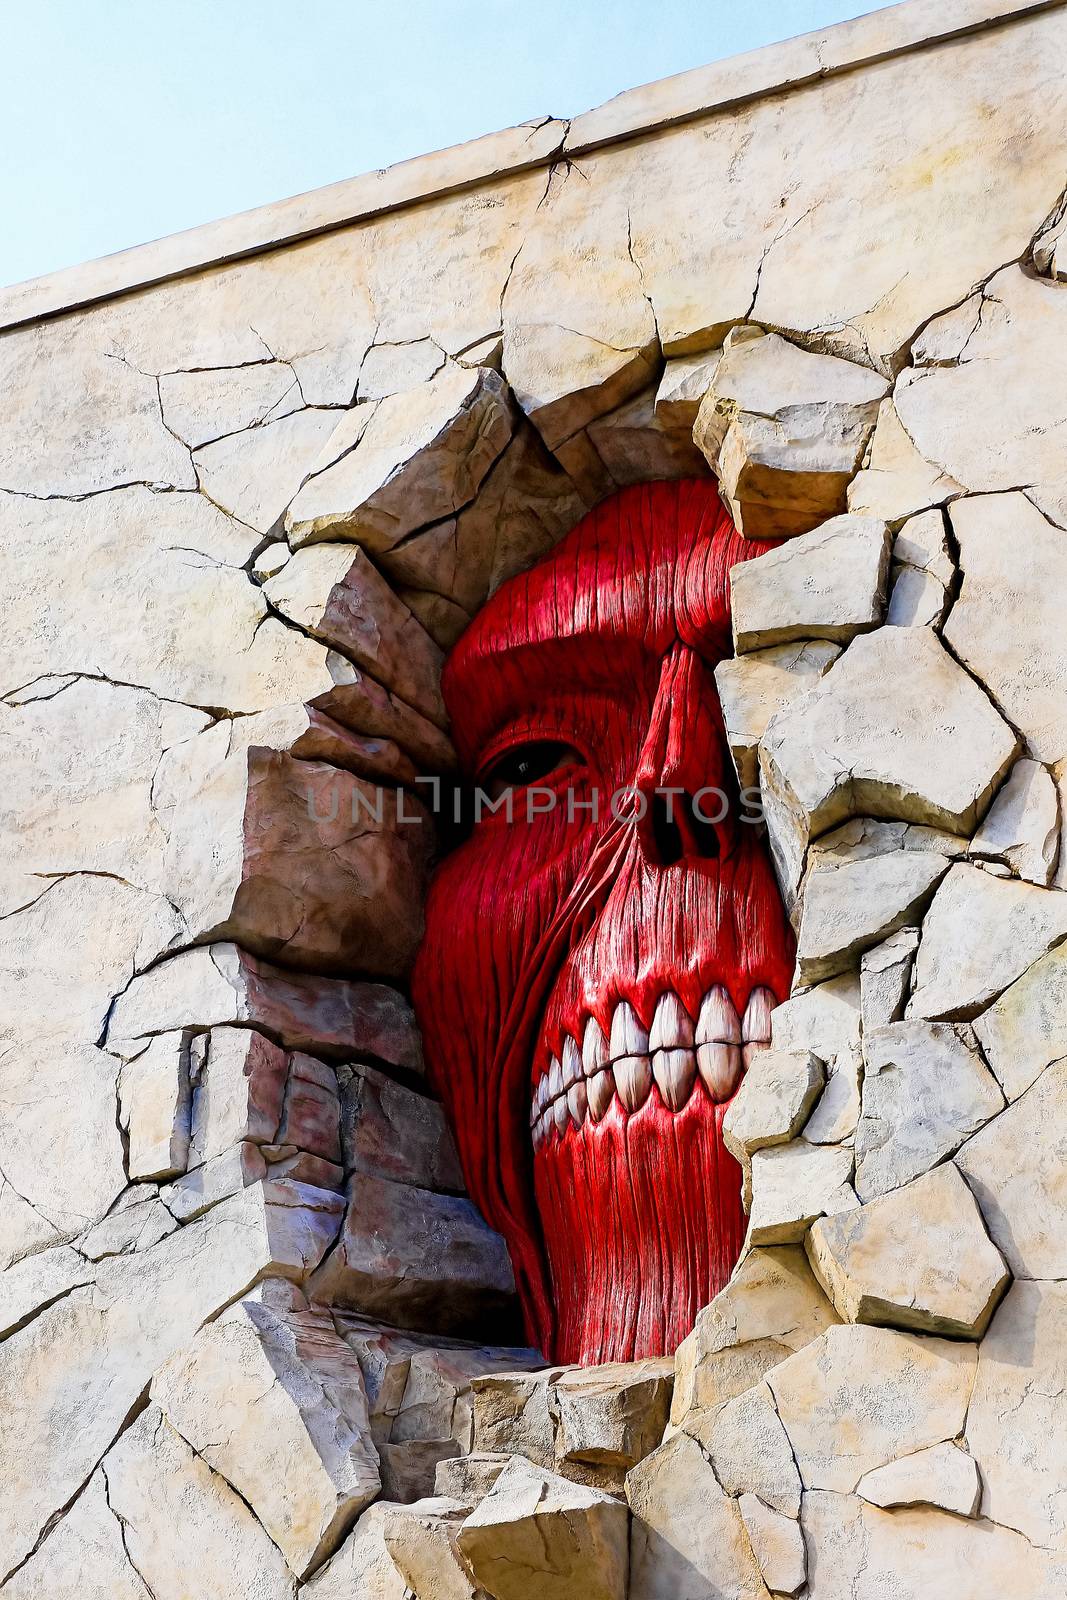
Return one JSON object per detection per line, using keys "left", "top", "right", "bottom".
{"left": 531, "top": 984, "right": 775, "bottom": 1149}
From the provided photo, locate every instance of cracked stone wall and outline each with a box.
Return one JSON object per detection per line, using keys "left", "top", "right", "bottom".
{"left": 3, "top": 1, "right": 1067, "bottom": 1594}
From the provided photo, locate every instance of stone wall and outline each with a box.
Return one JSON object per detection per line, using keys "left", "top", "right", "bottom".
{"left": 2, "top": 1, "right": 1067, "bottom": 1593}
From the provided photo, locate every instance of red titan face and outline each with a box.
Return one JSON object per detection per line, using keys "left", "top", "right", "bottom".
{"left": 412, "top": 480, "right": 795, "bottom": 1364}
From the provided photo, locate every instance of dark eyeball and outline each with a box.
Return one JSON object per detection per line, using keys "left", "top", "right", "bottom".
{"left": 482, "top": 740, "right": 581, "bottom": 801}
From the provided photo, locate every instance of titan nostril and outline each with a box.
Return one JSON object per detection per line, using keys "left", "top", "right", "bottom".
{"left": 646, "top": 791, "right": 721, "bottom": 866}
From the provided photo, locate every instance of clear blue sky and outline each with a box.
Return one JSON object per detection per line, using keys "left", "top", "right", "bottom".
{"left": 1, "top": 0, "right": 879, "bottom": 289}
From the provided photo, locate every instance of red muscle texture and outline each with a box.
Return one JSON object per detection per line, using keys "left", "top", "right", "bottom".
{"left": 412, "top": 480, "right": 796, "bottom": 1363}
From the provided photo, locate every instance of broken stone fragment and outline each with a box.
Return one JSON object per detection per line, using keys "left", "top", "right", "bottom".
{"left": 738, "top": 1492, "right": 805, "bottom": 1596}
{"left": 162, "top": 746, "right": 434, "bottom": 978}
{"left": 847, "top": 396, "right": 964, "bottom": 522}
{"left": 459, "top": 1456, "right": 629, "bottom": 1600}
{"left": 195, "top": 404, "right": 344, "bottom": 535}
{"left": 729, "top": 512, "right": 890, "bottom": 652}
{"left": 803, "top": 1052, "right": 862, "bottom": 1146}
{"left": 309, "top": 1171, "right": 518, "bottom": 1337}
{"left": 714, "top": 639, "right": 840, "bottom": 790}
{"left": 767, "top": 1323, "right": 975, "bottom": 1493}
{"left": 339, "top": 1062, "right": 463, "bottom": 1192}
{"left": 759, "top": 627, "right": 1017, "bottom": 911}
{"left": 856, "top": 1440, "right": 981, "bottom": 1517}
{"left": 855, "top": 1021, "right": 1003, "bottom": 1201}
{"left": 118, "top": 1030, "right": 192, "bottom": 1180}
{"left": 152, "top": 1284, "right": 380, "bottom": 1578}
{"left": 1034, "top": 209, "right": 1067, "bottom": 280}
{"left": 286, "top": 365, "right": 514, "bottom": 551}
{"left": 252, "top": 537, "right": 292, "bottom": 581}
{"left": 160, "top": 361, "right": 303, "bottom": 450}
{"left": 956, "top": 1056, "right": 1067, "bottom": 1280}
{"left": 907, "top": 862, "right": 1067, "bottom": 1021}
{"left": 470, "top": 1367, "right": 561, "bottom": 1468}
{"left": 973, "top": 941, "right": 1067, "bottom": 1102}
{"left": 435, "top": 1451, "right": 512, "bottom": 1502}
{"left": 552, "top": 1359, "right": 675, "bottom": 1487}
{"left": 970, "top": 757, "right": 1059, "bottom": 886}
{"left": 300, "top": 1501, "right": 407, "bottom": 1600}
{"left": 885, "top": 507, "right": 954, "bottom": 629}
{"left": 806, "top": 1163, "right": 1009, "bottom": 1337}
{"left": 860, "top": 927, "right": 919, "bottom": 1032}
{"left": 381, "top": 1496, "right": 480, "bottom": 1600}
{"left": 584, "top": 387, "right": 709, "bottom": 488}
{"left": 654, "top": 349, "right": 722, "bottom": 430}
{"left": 263, "top": 543, "right": 445, "bottom": 725}
{"left": 693, "top": 332, "right": 888, "bottom": 540}
{"left": 793, "top": 845, "right": 948, "bottom": 984}
{"left": 698, "top": 1380, "right": 801, "bottom": 1516}
{"left": 107, "top": 942, "right": 425, "bottom": 1072}
{"left": 626, "top": 1431, "right": 769, "bottom": 1600}
{"left": 103, "top": 1406, "right": 297, "bottom": 1600}
{"left": 722, "top": 1049, "right": 825, "bottom": 1171}
{"left": 746, "top": 1140, "right": 858, "bottom": 1247}
{"left": 966, "top": 1279, "right": 1067, "bottom": 1550}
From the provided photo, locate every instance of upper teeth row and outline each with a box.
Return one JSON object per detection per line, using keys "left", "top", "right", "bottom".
{"left": 530, "top": 985, "right": 774, "bottom": 1150}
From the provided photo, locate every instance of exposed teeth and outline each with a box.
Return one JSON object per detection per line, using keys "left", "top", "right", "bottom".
{"left": 609, "top": 1000, "right": 648, "bottom": 1061}
{"left": 742, "top": 986, "right": 775, "bottom": 1045}
{"left": 532, "top": 983, "right": 776, "bottom": 1144}
{"left": 587, "top": 1067, "right": 616, "bottom": 1122}
{"left": 614, "top": 1054, "right": 653, "bottom": 1112}
{"left": 649, "top": 992, "right": 695, "bottom": 1052}
{"left": 652, "top": 1047, "right": 697, "bottom": 1111}
{"left": 561, "top": 1034, "right": 582, "bottom": 1090}
{"left": 697, "top": 1040, "right": 743, "bottom": 1101}
{"left": 696, "top": 985, "right": 741, "bottom": 1046}
{"left": 582, "top": 1017, "right": 608, "bottom": 1077}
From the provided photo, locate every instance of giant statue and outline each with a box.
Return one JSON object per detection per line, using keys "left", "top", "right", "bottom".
{"left": 413, "top": 480, "right": 795, "bottom": 1364}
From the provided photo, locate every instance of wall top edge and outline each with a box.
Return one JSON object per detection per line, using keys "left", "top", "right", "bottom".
{"left": 2, "top": 0, "right": 1062, "bottom": 335}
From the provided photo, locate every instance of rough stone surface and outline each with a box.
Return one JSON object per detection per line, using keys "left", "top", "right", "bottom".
{"left": 747, "top": 1141, "right": 858, "bottom": 1247}
{"left": 885, "top": 509, "right": 954, "bottom": 629}
{"left": 973, "top": 941, "right": 1067, "bottom": 1101}
{"left": 794, "top": 844, "right": 948, "bottom": 984}
{"left": 626, "top": 1432, "right": 770, "bottom": 1600}
{"left": 671, "top": 1245, "right": 840, "bottom": 1424}
{"left": 907, "top": 862, "right": 1067, "bottom": 1021}
{"left": 730, "top": 513, "right": 890, "bottom": 651}
{"left": 856, "top": 1441, "right": 981, "bottom": 1517}
{"left": 806, "top": 1164, "right": 1009, "bottom": 1337}
{"left": 956, "top": 1056, "right": 1067, "bottom": 1280}
{"left": 700, "top": 1380, "right": 802, "bottom": 1516}
{"left": 767, "top": 1324, "right": 976, "bottom": 1492}
{"left": 151, "top": 1285, "right": 380, "bottom": 1577}
{"left": 722, "top": 1050, "right": 825, "bottom": 1164}
{"left": 694, "top": 334, "right": 888, "bottom": 540}
{"left": 459, "top": 1456, "right": 630, "bottom": 1600}
{"left": 738, "top": 1493, "right": 806, "bottom": 1597}
{"left": 714, "top": 640, "right": 841, "bottom": 790}
{"left": 855, "top": 1021, "right": 1004, "bottom": 1201}
{"left": 970, "top": 757, "right": 1060, "bottom": 886}
{"left": 760, "top": 627, "right": 1017, "bottom": 908}
{"left": 860, "top": 928, "right": 919, "bottom": 1033}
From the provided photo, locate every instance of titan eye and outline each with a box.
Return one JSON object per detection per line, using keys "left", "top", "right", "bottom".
{"left": 483, "top": 740, "right": 580, "bottom": 800}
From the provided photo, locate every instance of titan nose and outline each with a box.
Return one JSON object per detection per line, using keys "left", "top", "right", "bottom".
{"left": 635, "top": 644, "right": 736, "bottom": 868}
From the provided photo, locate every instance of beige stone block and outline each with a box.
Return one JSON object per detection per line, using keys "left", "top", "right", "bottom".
{"left": 856, "top": 1021, "right": 1003, "bottom": 1201}
{"left": 801, "top": 1488, "right": 1067, "bottom": 1598}
{"left": 847, "top": 398, "right": 964, "bottom": 522}
{"left": 803, "top": 1052, "right": 862, "bottom": 1146}
{"left": 970, "top": 757, "right": 1059, "bottom": 886}
{"left": 738, "top": 1493, "right": 806, "bottom": 1597}
{"left": 767, "top": 1324, "right": 975, "bottom": 1492}
{"left": 553, "top": 1359, "right": 674, "bottom": 1478}
{"left": 152, "top": 1286, "right": 379, "bottom": 1578}
{"left": 908, "top": 862, "right": 1067, "bottom": 1021}
{"left": 0, "top": 1471, "right": 152, "bottom": 1600}
{"left": 103, "top": 1406, "right": 296, "bottom": 1600}
{"left": 747, "top": 1141, "right": 858, "bottom": 1247}
{"left": 723, "top": 1050, "right": 825, "bottom": 1167}
{"left": 956, "top": 1056, "right": 1067, "bottom": 1279}
{"left": 698, "top": 1380, "right": 801, "bottom": 1516}
{"left": 358, "top": 338, "right": 446, "bottom": 400}
{"left": 627, "top": 1431, "right": 768, "bottom": 1600}
{"left": 730, "top": 514, "right": 890, "bottom": 651}
{"left": 967, "top": 1279, "right": 1067, "bottom": 1550}
{"left": 654, "top": 349, "right": 722, "bottom": 429}
{"left": 460, "top": 1456, "right": 629, "bottom": 1600}
{"left": 301, "top": 1502, "right": 408, "bottom": 1599}
{"left": 382, "top": 1496, "right": 480, "bottom": 1600}
{"left": 973, "top": 941, "right": 1067, "bottom": 1102}
{"left": 195, "top": 405, "right": 343, "bottom": 534}
{"left": 898, "top": 271, "right": 1067, "bottom": 533}
{"left": 856, "top": 1440, "right": 980, "bottom": 1517}
{"left": 714, "top": 640, "right": 841, "bottom": 791}
{"left": 794, "top": 847, "right": 948, "bottom": 984}
{"left": 263, "top": 543, "right": 445, "bottom": 724}
{"left": 671, "top": 1245, "right": 839, "bottom": 1425}
{"left": 340, "top": 1063, "right": 463, "bottom": 1193}
{"left": 859, "top": 928, "right": 919, "bottom": 1032}
{"left": 286, "top": 365, "right": 513, "bottom": 551}
{"left": 1034, "top": 209, "right": 1067, "bottom": 280}
{"left": 806, "top": 1164, "right": 1008, "bottom": 1337}
{"left": 694, "top": 336, "right": 887, "bottom": 541}
{"left": 759, "top": 628, "right": 1016, "bottom": 911}
{"left": 159, "top": 360, "right": 303, "bottom": 448}
{"left": 118, "top": 1031, "right": 192, "bottom": 1180}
